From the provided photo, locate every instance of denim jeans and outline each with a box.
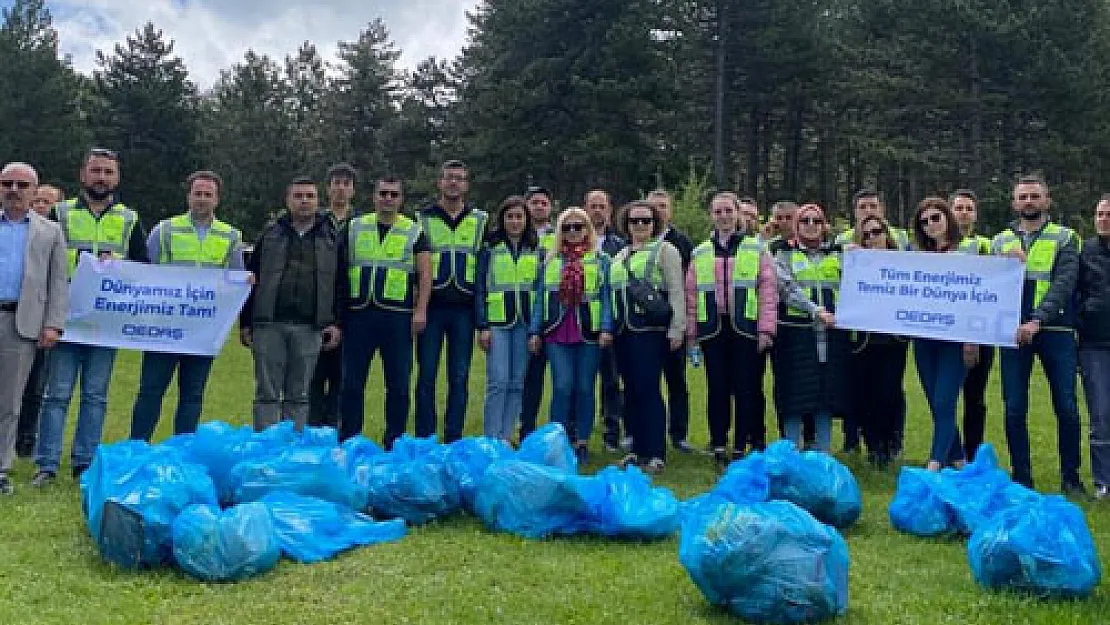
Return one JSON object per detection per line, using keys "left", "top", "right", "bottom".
{"left": 616, "top": 331, "right": 668, "bottom": 460}
{"left": 546, "top": 341, "right": 601, "bottom": 445}
{"left": 1000, "top": 330, "right": 1082, "bottom": 487}
{"left": 130, "top": 352, "right": 216, "bottom": 441}
{"left": 339, "top": 307, "right": 413, "bottom": 448}
{"left": 914, "top": 338, "right": 967, "bottom": 464}
{"left": 35, "top": 342, "right": 118, "bottom": 474}
{"left": 416, "top": 303, "right": 475, "bottom": 443}
{"left": 962, "top": 345, "right": 995, "bottom": 459}
{"left": 1080, "top": 347, "right": 1110, "bottom": 488}
{"left": 483, "top": 323, "right": 529, "bottom": 440}
{"left": 251, "top": 323, "right": 322, "bottom": 432}
{"left": 785, "top": 413, "right": 831, "bottom": 452}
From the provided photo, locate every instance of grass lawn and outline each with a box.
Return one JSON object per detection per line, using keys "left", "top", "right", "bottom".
{"left": 1, "top": 341, "right": 1108, "bottom": 625}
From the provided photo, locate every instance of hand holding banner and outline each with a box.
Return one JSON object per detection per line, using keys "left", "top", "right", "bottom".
{"left": 63, "top": 254, "right": 252, "bottom": 356}
{"left": 835, "top": 249, "right": 1024, "bottom": 347}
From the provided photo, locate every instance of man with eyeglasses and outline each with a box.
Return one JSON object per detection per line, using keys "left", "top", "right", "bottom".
{"left": 308, "top": 163, "right": 360, "bottom": 429}
{"left": 14, "top": 183, "right": 65, "bottom": 457}
{"left": 338, "top": 176, "right": 431, "bottom": 448}
{"left": 416, "top": 160, "right": 488, "bottom": 443}
{"left": 646, "top": 189, "right": 696, "bottom": 453}
{"left": 991, "top": 176, "right": 1084, "bottom": 495}
{"left": 0, "top": 163, "right": 67, "bottom": 494}
{"left": 128, "top": 171, "right": 244, "bottom": 442}
{"left": 34, "top": 148, "right": 149, "bottom": 487}
{"left": 240, "top": 176, "right": 342, "bottom": 432}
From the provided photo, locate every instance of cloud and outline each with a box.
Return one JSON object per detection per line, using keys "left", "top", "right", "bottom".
{"left": 44, "top": 0, "right": 476, "bottom": 88}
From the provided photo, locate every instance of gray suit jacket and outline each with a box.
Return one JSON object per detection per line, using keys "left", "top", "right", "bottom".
{"left": 15, "top": 211, "right": 69, "bottom": 340}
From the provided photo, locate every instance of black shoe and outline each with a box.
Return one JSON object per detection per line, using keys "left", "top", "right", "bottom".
{"left": 842, "top": 442, "right": 860, "bottom": 454}
{"left": 1063, "top": 480, "right": 1088, "bottom": 498}
{"left": 0, "top": 475, "right": 13, "bottom": 496}
{"left": 31, "top": 470, "right": 56, "bottom": 488}
{"left": 72, "top": 464, "right": 89, "bottom": 480}
{"left": 713, "top": 447, "right": 730, "bottom": 471}
{"left": 673, "top": 439, "right": 694, "bottom": 454}
{"left": 15, "top": 437, "right": 35, "bottom": 458}
{"left": 619, "top": 453, "right": 639, "bottom": 468}
{"left": 575, "top": 444, "right": 589, "bottom": 468}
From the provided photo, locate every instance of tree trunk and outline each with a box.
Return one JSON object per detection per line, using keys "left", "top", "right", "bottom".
{"left": 712, "top": 1, "right": 728, "bottom": 189}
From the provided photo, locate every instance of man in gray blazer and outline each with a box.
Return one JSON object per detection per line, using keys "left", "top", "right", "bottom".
{"left": 0, "top": 162, "right": 68, "bottom": 494}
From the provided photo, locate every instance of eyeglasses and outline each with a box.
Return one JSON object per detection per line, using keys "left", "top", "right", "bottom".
{"left": 0, "top": 180, "right": 32, "bottom": 189}
{"left": 442, "top": 175, "right": 468, "bottom": 183}
{"left": 1016, "top": 193, "right": 1043, "bottom": 201}
{"left": 918, "top": 212, "right": 943, "bottom": 226}
{"left": 628, "top": 216, "right": 655, "bottom": 226}
{"left": 377, "top": 190, "right": 401, "bottom": 199}
{"left": 561, "top": 222, "right": 586, "bottom": 233}
{"left": 798, "top": 217, "right": 825, "bottom": 225}
{"left": 861, "top": 228, "right": 886, "bottom": 240}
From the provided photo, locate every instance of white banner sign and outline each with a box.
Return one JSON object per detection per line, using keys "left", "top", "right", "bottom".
{"left": 63, "top": 254, "right": 252, "bottom": 356}
{"left": 836, "top": 249, "right": 1024, "bottom": 347}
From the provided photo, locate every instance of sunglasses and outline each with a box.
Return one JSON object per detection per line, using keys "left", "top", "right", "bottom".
{"left": 918, "top": 212, "right": 943, "bottom": 226}
{"left": 0, "top": 180, "right": 32, "bottom": 189}
{"left": 561, "top": 222, "right": 586, "bottom": 233}
{"left": 377, "top": 190, "right": 401, "bottom": 199}
{"left": 628, "top": 216, "right": 655, "bottom": 226}
{"left": 798, "top": 217, "right": 825, "bottom": 225}
{"left": 862, "top": 227, "right": 886, "bottom": 240}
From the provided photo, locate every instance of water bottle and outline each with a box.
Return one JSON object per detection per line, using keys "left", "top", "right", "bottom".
{"left": 688, "top": 345, "right": 703, "bottom": 368}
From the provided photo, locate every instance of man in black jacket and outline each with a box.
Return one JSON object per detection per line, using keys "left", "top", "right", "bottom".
{"left": 240, "top": 177, "right": 342, "bottom": 432}
{"left": 587, "top": 190, "right": 627, "bottom": 451}
{"left": 1078, "top": 195, "right": 1110, "bottom": 498}
{"left": 648, "top": 189, "right": 695, "bottom": 452}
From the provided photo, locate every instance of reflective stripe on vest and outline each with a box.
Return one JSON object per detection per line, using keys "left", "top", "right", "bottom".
{"left": 421, "top": 210, "right": 487, "bottom": 293}
{"left": 160, "top": 214, "right": 239, "bottom": 267}
{"left": 486, "top": 243, "right": 540, "bottom": 326}
{"left": 784, "top": 249, "right": 840, "bottom": 321}
{"left": 609, "top": 241, "right": 666, "bottom": 331}
{"left": 540, "top": 253, "right": 602, "bottom": 338}
{"left": 57, "top": 199, "right": 138, "bottom": 277}
{"left": 730, "top": 236, "right": 764, "bottom": 325}
{"left": 348, "top": 214, "right": 421, "bottom": 311}
{"left": 991, "top": 223, "right": 1074, "bottom": 307}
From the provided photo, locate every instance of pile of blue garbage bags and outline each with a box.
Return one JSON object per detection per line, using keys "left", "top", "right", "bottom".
{"left": 678, "top": 441, "right": 858, "bottom": 623}
{"left": 889, "top": 444, "right": 1102, "bottom": 598}
{"left": 81, "top": 422, "right": 682, "bottom": 582}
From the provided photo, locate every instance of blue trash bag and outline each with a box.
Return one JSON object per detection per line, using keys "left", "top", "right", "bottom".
{"left": 889, "top": 467, "right": 956, "bottom": 537}
{"left": 474, "top": 460, "right": 593, "bottom": 538}
{"left": 183, "top": 422, "right": 281, "bottom": 504}
{"left": 681, "top": 493, "right": 733, "bottom": 526}
{"left": 444, "top": 437, "right": 514, "bottom": 511}
{"left": 356, "top": 436, "right": 458, "bottom": 525}
{"left": 936, "top": 444, "right": 1021, "bottom": 534}
{"left": 260, "top": 493, "right": 407, "bottom": 564}
{"left": 171, "top": 503, "right": 280, "bottom": 582}
{"left": 516, "top": 423, "right": 577, "bottom": 473}
{"left": 82, "top": 441, "right": 218, "bottom": 569}
{"left": 228, "top": 446, "right": 368, "bottom": 511}
{"left": 581, "top": 466, "right": 680, "bottom": 539}
{"left": 254, "top": 421, "right": 302, "bottom": 446}
{"left": 679, "top": 500, "right": 850, "bottom": 624}
{"left": 712, "top": 452, "right": 771, "bottom": 504}
{"left": 298, "top": 425, "right": 339, "bottom": 448}
{"left": 763, "top": 440, "right": 862, "bottom": 529}
{"left": 341, "top": 435, "right": 385, "bottom": 470}
{"left": 968, "top": 495, "right": 1102, "bottom": 598}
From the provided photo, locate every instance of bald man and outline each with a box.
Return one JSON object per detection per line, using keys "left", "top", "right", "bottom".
{"left": 0, "top": 163, "right": 68, "bottom": 494}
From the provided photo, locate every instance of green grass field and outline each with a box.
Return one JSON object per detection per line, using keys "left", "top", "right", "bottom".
{"left": 1, "top": 341, "right": 1108, "bottom": 625}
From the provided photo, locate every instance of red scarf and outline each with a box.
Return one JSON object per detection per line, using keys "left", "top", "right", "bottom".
{"left": 559, "top": 240, "right": 589, "bottom": 307}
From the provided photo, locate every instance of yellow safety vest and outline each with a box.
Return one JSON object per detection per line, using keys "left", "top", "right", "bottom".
{"left": 57, "top": 198, "right": 138, "bottom": 277}
{"left": 692, "top": 235, "right": 763, "bottom": 340}
{"left": 484, "top": 243, "right": 540, "bottom": 327}
{"left": 347, "top": 213, "right": 422, "bottom": 312}
{"left": 159, "top": 214, "right": 240, "bottom": 267}
{"left": 538, "top": 252, "right": 604, "bottom": 340}
{"left": 421, "top": 209, "right": 487, "bottom": 294}
{"left": 781, "top": 248, "right": 841, "bottom": 326}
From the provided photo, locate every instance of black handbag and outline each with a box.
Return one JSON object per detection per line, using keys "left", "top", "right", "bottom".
{"left": 624, "top": 243, "right": 673, "bottom": 327}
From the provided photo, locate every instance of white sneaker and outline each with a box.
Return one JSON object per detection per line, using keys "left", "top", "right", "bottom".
{"left": 1095, "top": 484, "right": 1110, "bottom": 500}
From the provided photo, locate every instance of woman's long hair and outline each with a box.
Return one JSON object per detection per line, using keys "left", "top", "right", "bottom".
{"left": 486, "top": 195, "right": 538, "bottom": 249}
{"left": 912, "top": 197, "right": 962, "bottom": 251}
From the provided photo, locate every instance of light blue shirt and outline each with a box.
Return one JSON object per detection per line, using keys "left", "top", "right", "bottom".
{"left": 0, "top": 210, "right": 30, "bottom": 301}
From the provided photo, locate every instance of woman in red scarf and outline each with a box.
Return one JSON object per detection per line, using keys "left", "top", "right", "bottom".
{"left": 528, "top": 208, "right": 614, "bottom": 466}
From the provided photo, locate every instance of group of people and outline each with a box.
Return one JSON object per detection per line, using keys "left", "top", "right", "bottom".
{"left": 0, "top": 151, "right": 1108, "bottom": 500}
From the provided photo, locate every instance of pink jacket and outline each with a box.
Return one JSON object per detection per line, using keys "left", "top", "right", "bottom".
{"left": 684, "top": 250, "right": 779, "bottom": 342}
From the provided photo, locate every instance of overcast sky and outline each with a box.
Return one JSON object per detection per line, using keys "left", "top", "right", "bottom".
{"left": 33, "top": 0, "right": 477, "bottom": 88}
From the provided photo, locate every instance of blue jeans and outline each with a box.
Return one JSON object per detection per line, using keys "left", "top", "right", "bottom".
{"left": 416, "top": 303, "right": 475, "bottom": 443}
{"left": 483, "top": 323, "right": 529, "bottom": 440}
{"left": 1000, "top": 330, "right": 1082, "bottom": 487}
{"left": 914, "top": 338, "right": 967, "bottom": 464}
{"left": 616, "top": 331, "right": 668, "bottom": 460}
{"left": 339, "top": 307, "right": 413, "bottom": 448}
{"left": 35, "top": 343, "right": 118, "bottom": 473}
{"left": 1080, "top": 347, "right": 1110, "bottom": 488}
{"left": 546, "top": 342, "right": 601, "bottom": 444}
{"left": 785, "top": 413, "right": 831, "bottom": 452}
{"left": 129, "top": 352, "right": 215, "bottom": 441}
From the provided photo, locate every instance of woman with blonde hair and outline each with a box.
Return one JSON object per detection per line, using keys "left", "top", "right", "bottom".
{"left": 528, "top": 208, "right": 614, "bottom": 465}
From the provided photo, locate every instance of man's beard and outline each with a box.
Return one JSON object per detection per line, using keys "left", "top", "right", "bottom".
{"left": 84, "top": 184, "right": 115, "bottom": 201}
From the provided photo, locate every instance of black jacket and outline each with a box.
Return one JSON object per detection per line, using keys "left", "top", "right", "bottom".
{"left": 1077, "top": 236, "right": 1110, "bottom": 347}
{"left": 664, "top": 226, "right": 694, "bottom": 273}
